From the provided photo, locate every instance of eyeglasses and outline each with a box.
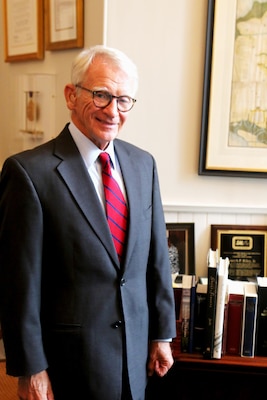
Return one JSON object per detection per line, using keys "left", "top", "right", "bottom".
{"left": 75, "top": 84, "right": 136, "bottom": 112}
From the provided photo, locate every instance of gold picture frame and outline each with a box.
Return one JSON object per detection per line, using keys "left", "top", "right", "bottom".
{"left": 45, "top": 0, "right": 84, "bottom": 51}
{"left": 3, "top": 0, "right": 44, "bottom": 62}
{"left": 211, "top": 224, "right": 267, "bottom": 280}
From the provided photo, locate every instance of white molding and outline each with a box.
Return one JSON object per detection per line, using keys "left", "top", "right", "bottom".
{"left": 163, "top": 204, "right": 267, "bottom": 215}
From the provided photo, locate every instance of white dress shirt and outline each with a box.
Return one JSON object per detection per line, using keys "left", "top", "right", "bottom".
{"left": 68, "top": 121, "right": 127, "bottom": 210}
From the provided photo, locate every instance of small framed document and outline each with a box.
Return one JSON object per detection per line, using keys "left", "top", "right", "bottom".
{"left": 45, "top": 0, "right": 84, "bottom": 50}
{"left": 3, "top": 0, "right": 44, "bottom": 62}
{"left": 211, "top": 224, "right": 267, "bottom": 281}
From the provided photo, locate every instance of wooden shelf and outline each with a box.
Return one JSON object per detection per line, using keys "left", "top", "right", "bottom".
{"left": 146, "top": 353, "right": 267, "bottom": 399}
{"left": 176, "top": 352, "right": 267, "bottom": 369}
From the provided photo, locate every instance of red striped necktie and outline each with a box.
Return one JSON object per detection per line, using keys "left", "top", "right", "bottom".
{"left": 99, "top": 152, "right": 128, "bottom": 262}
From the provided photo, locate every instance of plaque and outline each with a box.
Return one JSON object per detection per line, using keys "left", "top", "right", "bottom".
{"left": 211, "top": 225, "right": 267, "bottom": 281}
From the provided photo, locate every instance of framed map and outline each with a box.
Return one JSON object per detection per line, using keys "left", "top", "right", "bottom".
{"left": 199, "top": 0, "right": 267, "bottom": 177}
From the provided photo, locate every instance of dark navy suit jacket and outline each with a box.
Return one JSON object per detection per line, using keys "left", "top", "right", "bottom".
{"left": 0, "top": 124, "right": 176, "bottom": 400}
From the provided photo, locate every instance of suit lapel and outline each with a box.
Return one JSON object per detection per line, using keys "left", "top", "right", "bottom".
{"left": 53, "top": 127, "right": 119, "bottom": 266}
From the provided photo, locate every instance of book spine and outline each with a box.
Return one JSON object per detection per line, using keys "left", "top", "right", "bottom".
{"left": 255, "top": 286, "right": 267, "bottom": 356}
{"left": 213, "top": 258, "right": 229, "bottom": 359}
{"left": 193, "top": 289, "right": 207, "bottom": 353}
{"left": 171, "top": 320, "right": 182, "bottom": 359}
{"left": 173, "top": 287, "right": 182, "bottom": 320}
{"left": 241, "top": 290, "right": 258, "bottom": 357}
{"left": 181, "top": 287, "right": 191, "bottom": 352}
{"left": 221, "top": 299, "right": 228, "bottom": 356}
{"left": 188, "top": 276, "right": 196, "bottom": 353}
{"left": 203, "top": 265, "right": 218, "bottom": 359}
{"left": 226, "top": 294, "right": 243, "bottom": 355}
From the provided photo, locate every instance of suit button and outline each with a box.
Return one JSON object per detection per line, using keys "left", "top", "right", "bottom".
{"left": 120, "top": 278, "right": 126, "bottom": 286}
{"left": 112, "top": 320, "right": 122, "bottom": 329}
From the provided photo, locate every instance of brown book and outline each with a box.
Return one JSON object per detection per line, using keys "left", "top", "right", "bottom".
{"left": 171, "top": 320, "right": 182, "bottom": 359}
{"left": 226, "top": 281, "right": 244, "bottom": 355}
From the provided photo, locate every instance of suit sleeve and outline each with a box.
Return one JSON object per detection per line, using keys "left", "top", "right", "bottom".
{"left": 147, "top": 157, "right": 176, "bottom": 340}
{"left": 0, "top": 157, "right": 48, "bottom": 376}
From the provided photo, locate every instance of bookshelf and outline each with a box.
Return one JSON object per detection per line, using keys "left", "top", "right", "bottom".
{"left": 149, "top": 272, "right": 267, "bottom": 399}
{"left": 175, "top": 352, "right": 267, "bottom": 373}
{"left": 146, "top": 353, "right": 267, "bottom": 399}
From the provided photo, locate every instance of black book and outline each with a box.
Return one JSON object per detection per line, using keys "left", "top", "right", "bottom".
{"left": 193, "top": 279, "right": 208, "bottom": 353}
{"left": 255, "top": 276, "right": 267, "bottom": 356}
{"left": 203, "top": 249, "right": 218, "bottom": 359}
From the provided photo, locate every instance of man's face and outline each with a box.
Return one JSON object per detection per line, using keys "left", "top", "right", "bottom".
{"left": 66, "top": 57, "right": 136, "bottom": 150}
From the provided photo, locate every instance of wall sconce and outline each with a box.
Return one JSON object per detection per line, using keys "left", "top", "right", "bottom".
{"left": 19, "top": 74, "right": 56, "bottom": 145}
{"left": 21, "top": 90, "right": 42, "bottom": 136}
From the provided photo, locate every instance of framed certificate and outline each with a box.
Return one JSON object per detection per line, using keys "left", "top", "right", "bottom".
{"left": 3, "top": 0, "right": 44, "bottom": 62}
{"left": 45, "top": 0, "right": 84, "bottom": 50}
{"left": 211, "top": 224, "right": 267, "bottom": 280}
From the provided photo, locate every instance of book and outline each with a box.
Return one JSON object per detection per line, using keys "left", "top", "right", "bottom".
{"left": 171, "top": 273, "right": 183, "bottom": 357}
{"left": 172, "top": 273, "right": 183, "bottom": 320}
{"left": 255, "top": 276, "right": 267, "bottom": 356}
{"left": 180, "top": 274, "right": 193, "bottom": 352}
{"left": 226, "top": 280, "right": 244, "bottom": 355}
{"left": 193, "top": 278, "right": 208, "bottom": 353}
{"left": 171, "top": 319, "right": 182, "bottom": 359}
{"left": 241, "top": 282, "right": 258, "bottom": 358}
{"left": 213, "top": 257, "right": 229, "bottom": 359}
{"left": 188, "top": 275, "right": 196, "bottom": 353}
{"left": 221, "top": 285, "right": 229, "bottom": 356}
{"left": 203, "top": 249, "right": 218, "bottom": 359}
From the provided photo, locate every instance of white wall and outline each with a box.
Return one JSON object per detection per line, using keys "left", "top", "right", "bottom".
{"left": 104, "top": 0, "right": 267, "bottom": 210}
{"left": 0, "top": 0, "right": 266, "bottom": 278}
{"left": 0, "top": 0, "right": 106, "bottom": 160}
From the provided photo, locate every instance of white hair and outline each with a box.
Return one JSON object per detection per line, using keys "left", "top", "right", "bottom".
{"left": 71, "top": 45, "right": 139, "bottom": 95}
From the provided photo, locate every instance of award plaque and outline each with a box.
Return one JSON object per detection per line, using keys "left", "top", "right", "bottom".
{"left": 211, "top": 225, "right": 267, "bottom": 281}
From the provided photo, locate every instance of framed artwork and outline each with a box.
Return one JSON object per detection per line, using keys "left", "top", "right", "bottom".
{"left": 45, "top": 0, "right": 84, "bottom": 50}
{"left": 3, "top": 0, "right": 44, "bottom": 62}
{"left": 166, "top": 223, "right": 195, "bottom": 276}
{"left": 199, "top": 0, "right": 267, "bottom": 178}
{"left": 211, "top": 224, "right": 267, "bottom": 280}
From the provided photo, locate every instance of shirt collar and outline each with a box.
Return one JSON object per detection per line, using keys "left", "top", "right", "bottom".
{"left": 68, "top": 121, "right": 117, "bottom": 170}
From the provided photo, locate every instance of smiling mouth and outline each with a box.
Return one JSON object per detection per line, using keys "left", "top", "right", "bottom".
{"left": 97, "top": 118, "right": 119, "bottom": 127}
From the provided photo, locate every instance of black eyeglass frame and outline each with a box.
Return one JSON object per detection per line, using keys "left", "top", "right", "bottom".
{"left": 75, "top": 84, "right": 136, "bottom": 112}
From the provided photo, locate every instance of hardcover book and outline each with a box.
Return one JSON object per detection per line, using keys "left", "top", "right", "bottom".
{"left": 255, "top": 276, "right": 267, "bottom": 356}
{"left": 213, "top": 257, "right": 229, "bottom": 359}
{"left": 203, "top": 249, "right": 218, "bottom": 359}
{"left": 193, "top": 279, "right": 208, "bottom": 353}
{"left": 188, "top": 275, "right": 196, "bottom": 353}
{"left": 226, "top": 280, "right": 244, "bottom": 355}
{"left": 180, "top": 274, "right": 193, "bottom": 352}
{"left": 241, "top": 282, "right": 258, "bottom": 358}
{"left": 172, "top": 273, "right": 183, "bottom": 319}
{"left": 221, "top": 294, "right": 229, "bottom": 356}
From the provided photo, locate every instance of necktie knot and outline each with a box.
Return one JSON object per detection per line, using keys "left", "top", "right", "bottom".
{"left": 99, "top": 152, "right": 111, "bottom": 173}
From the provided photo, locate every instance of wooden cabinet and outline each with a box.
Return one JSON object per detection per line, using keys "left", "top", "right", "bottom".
{"left": 145, "top": 353, "right": 267, "bottom": 399}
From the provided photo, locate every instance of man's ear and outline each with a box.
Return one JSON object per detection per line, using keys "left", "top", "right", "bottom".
{"left": 64, "top": 84, "right": 76, "bottom": 110}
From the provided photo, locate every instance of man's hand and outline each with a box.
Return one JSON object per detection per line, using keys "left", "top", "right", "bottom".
{"left": 18, "top": 370, "right": 54, "bottom": 400}
{"left": 147, "top": 341, "right": 174, "bottom": 377}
